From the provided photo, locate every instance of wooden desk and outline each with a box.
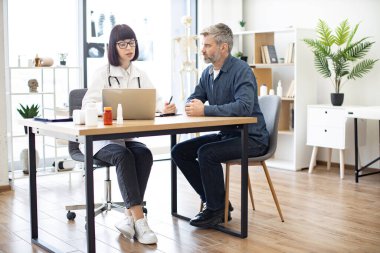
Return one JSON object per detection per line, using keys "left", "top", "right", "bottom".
{"left": 346, "top": 106, "right": 380, "bottom": 183}
{"left": 21, "top": 115, "right": 257, "bottom": 253}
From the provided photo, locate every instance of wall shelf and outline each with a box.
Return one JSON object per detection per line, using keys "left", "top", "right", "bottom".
{"left": 241, "top": 28, "right": 317, "bottom": 170}
{"left": 6, "top": 66, "right": 82, "bottom": 179}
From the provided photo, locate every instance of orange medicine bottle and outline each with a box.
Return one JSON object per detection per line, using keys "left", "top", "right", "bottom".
{"left": 103, "top": 107, "right": 113, "bottom": 125}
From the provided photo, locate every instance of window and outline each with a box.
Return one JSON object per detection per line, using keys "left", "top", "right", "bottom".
{"left": 85, "top": 0, "right": 172, "bottom": 98}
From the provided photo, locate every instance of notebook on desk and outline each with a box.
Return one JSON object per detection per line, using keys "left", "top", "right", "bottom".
{"left": 102, "top": 88, "right": 156, "bottom": 120}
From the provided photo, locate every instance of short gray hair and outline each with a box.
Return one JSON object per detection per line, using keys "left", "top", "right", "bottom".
{"left": 200, "top": 23, "right": 233, "bottom": 53}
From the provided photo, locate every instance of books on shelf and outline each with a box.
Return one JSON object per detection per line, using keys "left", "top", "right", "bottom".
{"left": 260, "top": 45, "right": 278, "bottom": 64}
{"left": 285, "top": 42, "right": 295, "bottom": 63}
{"left": 267, "top": 45, "right": 278, "bottom": 63}
{"left": 289, "top": 102, "right": 294, "bottom": 131}
{"left": 260, "top": 46, "right": 266, "bottom": 64}
{"left": 286, "top": 80, "right": 295, "bottom": 98}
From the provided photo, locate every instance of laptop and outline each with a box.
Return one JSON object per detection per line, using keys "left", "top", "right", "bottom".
{"left": 102, "top": 88, "right": 156, "bottom": 120}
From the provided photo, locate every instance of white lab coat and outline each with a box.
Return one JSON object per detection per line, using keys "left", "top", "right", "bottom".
{"left": 81, "top": 63, "right": 163, "bottom": 155}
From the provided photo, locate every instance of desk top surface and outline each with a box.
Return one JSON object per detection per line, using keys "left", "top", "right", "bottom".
{"left": 20, "top": 115, "right": 257, "bottom": 137}
{"left": 308, "top": 104, "right": 380, "bottom": 120}
{"left": 346, "top": 106, "right": 380, "bottom": 120}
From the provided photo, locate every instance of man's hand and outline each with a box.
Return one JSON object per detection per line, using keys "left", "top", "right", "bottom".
{"left": 185, "top": 99, "right": 204, "bottom": 116}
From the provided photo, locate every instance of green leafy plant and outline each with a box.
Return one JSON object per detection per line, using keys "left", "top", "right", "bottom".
{"left": 233, "top": 51, "right": 244, "bottom": 58}
{"left": 303, "top": 19, "right": 378, "bottom": 93}
{"left": 17, "top": 104, "right": 40, "bottom": 118}
{"left": 239, "top": 20, "right": 246, "bottom": 28}
{"left": 59, "top": 53, "right": 68, "bottom": 61}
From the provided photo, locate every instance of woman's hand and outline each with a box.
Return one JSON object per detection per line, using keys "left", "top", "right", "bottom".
{"left": 162, "top": 101, "right": 177, "bottom": 114}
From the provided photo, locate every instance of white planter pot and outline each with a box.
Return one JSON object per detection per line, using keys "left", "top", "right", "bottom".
{"left": 20, "top": 148, "right": 40, "bottom": 174}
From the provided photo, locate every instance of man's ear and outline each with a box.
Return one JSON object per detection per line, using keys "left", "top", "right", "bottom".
{"left": 221, "top": 42, "right": 229, "bottom": 53}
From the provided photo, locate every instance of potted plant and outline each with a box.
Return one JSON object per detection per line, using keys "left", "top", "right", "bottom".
{"left": 233, "top": 51, "right": 248, "bottom": 62}
{"left": 303, "top": 19, "right": 378, "bottom": 106}
{"left": 59, "top": 53, "right": 68, "bottom": 66}
{"left": 239, "top": 19, "right": 246, "bottom": 31}
{"left": 17, "top": 103, "right": 40, "bottom": 133}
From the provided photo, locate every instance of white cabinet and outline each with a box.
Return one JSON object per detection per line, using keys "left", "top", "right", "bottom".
{"left": 307, "top": 106, "right": 347, "bottom": 149}
{"left": 307, "top": 105, "right": 347, "bottom": 179}
{"left": 6, "top": 67, "right": 82, "bottom": 179}
{"left": 238, "top": 28, "right": 317, "bottom": 171}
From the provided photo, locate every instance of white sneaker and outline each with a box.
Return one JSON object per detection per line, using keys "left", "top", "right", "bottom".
{"left": 115, "top": 216, "right": 135, "bottom": 239}
{"left": 134, "top": 218, "right": 158, "bottom": 244}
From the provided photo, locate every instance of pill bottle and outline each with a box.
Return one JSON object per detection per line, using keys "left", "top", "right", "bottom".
{"left": 260, "top": 83, "right": 268, "bottom": 96}
{"left": 103, "top": 107, "right": 113, "bottom": 125}
{"left": 85, "top": 103, "right": 98, "bottom": 126}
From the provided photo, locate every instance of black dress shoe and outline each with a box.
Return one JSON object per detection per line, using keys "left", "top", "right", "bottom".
{"left": 196, "top": 202, "right": 234, "bottom": 222}
{"left": 190, "top": 208, "right": 225, "bottom": 228}
{"left": 225, "top": 202, "right": 234, "bottom": 222}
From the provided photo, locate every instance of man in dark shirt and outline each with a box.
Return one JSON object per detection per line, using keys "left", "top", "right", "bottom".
{"left": 171, "top": 23, "right": 269, "bottom": 228}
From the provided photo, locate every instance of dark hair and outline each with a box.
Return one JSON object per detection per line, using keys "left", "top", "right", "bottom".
{"left": 108, "top": 24, "right": 139, "bottom": 65}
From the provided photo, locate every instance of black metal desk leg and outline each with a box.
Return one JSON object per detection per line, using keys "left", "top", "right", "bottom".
{"left": 28, "top": 127, "right": 38, "bottom": 239}
{"left": 170, "top": 134, "right": 177, "bottom": 214}
{"left": 240, "top": 125, "right": 248, "bottom": 238}
{"left": 84, "top": 137, "right": 96, "bottom": 253}
{"left": 29, "top": 128, "right": 58, "bottom": 253}
{"left": 354, "top": 118, "right": 359, "bottom": 183}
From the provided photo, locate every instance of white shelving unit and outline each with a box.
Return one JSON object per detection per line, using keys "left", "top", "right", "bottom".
{"left": 235, "top": 28, "right": 317, "bottom": 171}
{"left": 6, "top": 66, "right": 82, "bottom": 179}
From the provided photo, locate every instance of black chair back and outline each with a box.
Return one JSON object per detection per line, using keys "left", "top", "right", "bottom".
{"left": 68, "top": 89, "right": 110, "bottom": 167}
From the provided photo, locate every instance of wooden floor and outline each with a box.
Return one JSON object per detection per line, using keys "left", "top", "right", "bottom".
{"left": 0, "top": 161, "right": 379, "bottom": 253}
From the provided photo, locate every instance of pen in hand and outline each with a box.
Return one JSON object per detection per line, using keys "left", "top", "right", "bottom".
{"left": 161, "top": 96, "right": 175, "bottom": 116}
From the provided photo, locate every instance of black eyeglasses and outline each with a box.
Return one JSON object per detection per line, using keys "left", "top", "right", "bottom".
{"left": 116, "top": 40, "right": 137, "bottom": 49}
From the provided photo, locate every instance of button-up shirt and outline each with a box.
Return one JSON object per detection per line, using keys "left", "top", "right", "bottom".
{"left": 187, "top": 55, "right": 269, "bottom": 146}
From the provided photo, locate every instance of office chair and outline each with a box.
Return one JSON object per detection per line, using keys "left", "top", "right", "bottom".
{"left": 223, "top": 95, "right": 284, "bottom": 225}
{"left": 65, "top": 88, "right": 125, "bottom": 220}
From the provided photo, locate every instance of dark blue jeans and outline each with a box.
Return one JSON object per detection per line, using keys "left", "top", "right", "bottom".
{"left": 94, "top": 142, "right": 153, "bottom": 208}
{"left": 171, "top": 133, "right": 268, "bottom": 211}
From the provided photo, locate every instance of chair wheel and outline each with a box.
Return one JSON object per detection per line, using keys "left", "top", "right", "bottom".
{"left": 67, "top": 211, "right": 76, "bottom": 220}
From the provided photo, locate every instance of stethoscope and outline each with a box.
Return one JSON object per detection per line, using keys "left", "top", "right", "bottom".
{"left": 107, "top": 64, "right": 141, "bottom": 88}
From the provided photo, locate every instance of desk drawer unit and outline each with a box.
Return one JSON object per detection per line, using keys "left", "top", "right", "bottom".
{"left": 307, "top": 106, "right": 347, "bottom": 149}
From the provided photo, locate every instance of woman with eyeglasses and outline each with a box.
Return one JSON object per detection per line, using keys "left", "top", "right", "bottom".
{"left": 82, "top": 24, "right": 176, "bottom": 245}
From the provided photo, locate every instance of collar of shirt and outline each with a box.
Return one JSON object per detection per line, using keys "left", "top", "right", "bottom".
{"left": 212, "top": 69, "right": 220, "bottom": 80}
{"left": 207, "top": 55, "right": 234, "bottom": 77}
{"left": 109, "top": 63, "right": 141, "bottom": 80}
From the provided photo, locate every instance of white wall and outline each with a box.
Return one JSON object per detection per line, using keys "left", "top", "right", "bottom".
{"left": 244, "top": 0, "right": 380, "bottom": 167}
{"left": 0, "top": 0, "right": 9, "bottom": 187}
{"left": 198, "top": 0, "right": 243, "bottom": 32}
{"left": 197, "top": 0, "right": 243, "bottom": 86}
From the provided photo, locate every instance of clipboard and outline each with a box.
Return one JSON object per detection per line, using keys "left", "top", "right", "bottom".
{"left": 33, "top": 117, "right": 73, "bottom": 122}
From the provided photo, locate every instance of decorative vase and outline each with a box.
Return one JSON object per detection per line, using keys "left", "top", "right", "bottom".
{"left": 60, "top": 60, "right": 66, "bottom": 66}
{"left": 331, "top": 93, "right": 344, "bottom": 106}
{"left": 20, "top": 148, "right": 40, "bottom": 174}
{"left": 240, "top": 56, "right": 248, "bottom": 62}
